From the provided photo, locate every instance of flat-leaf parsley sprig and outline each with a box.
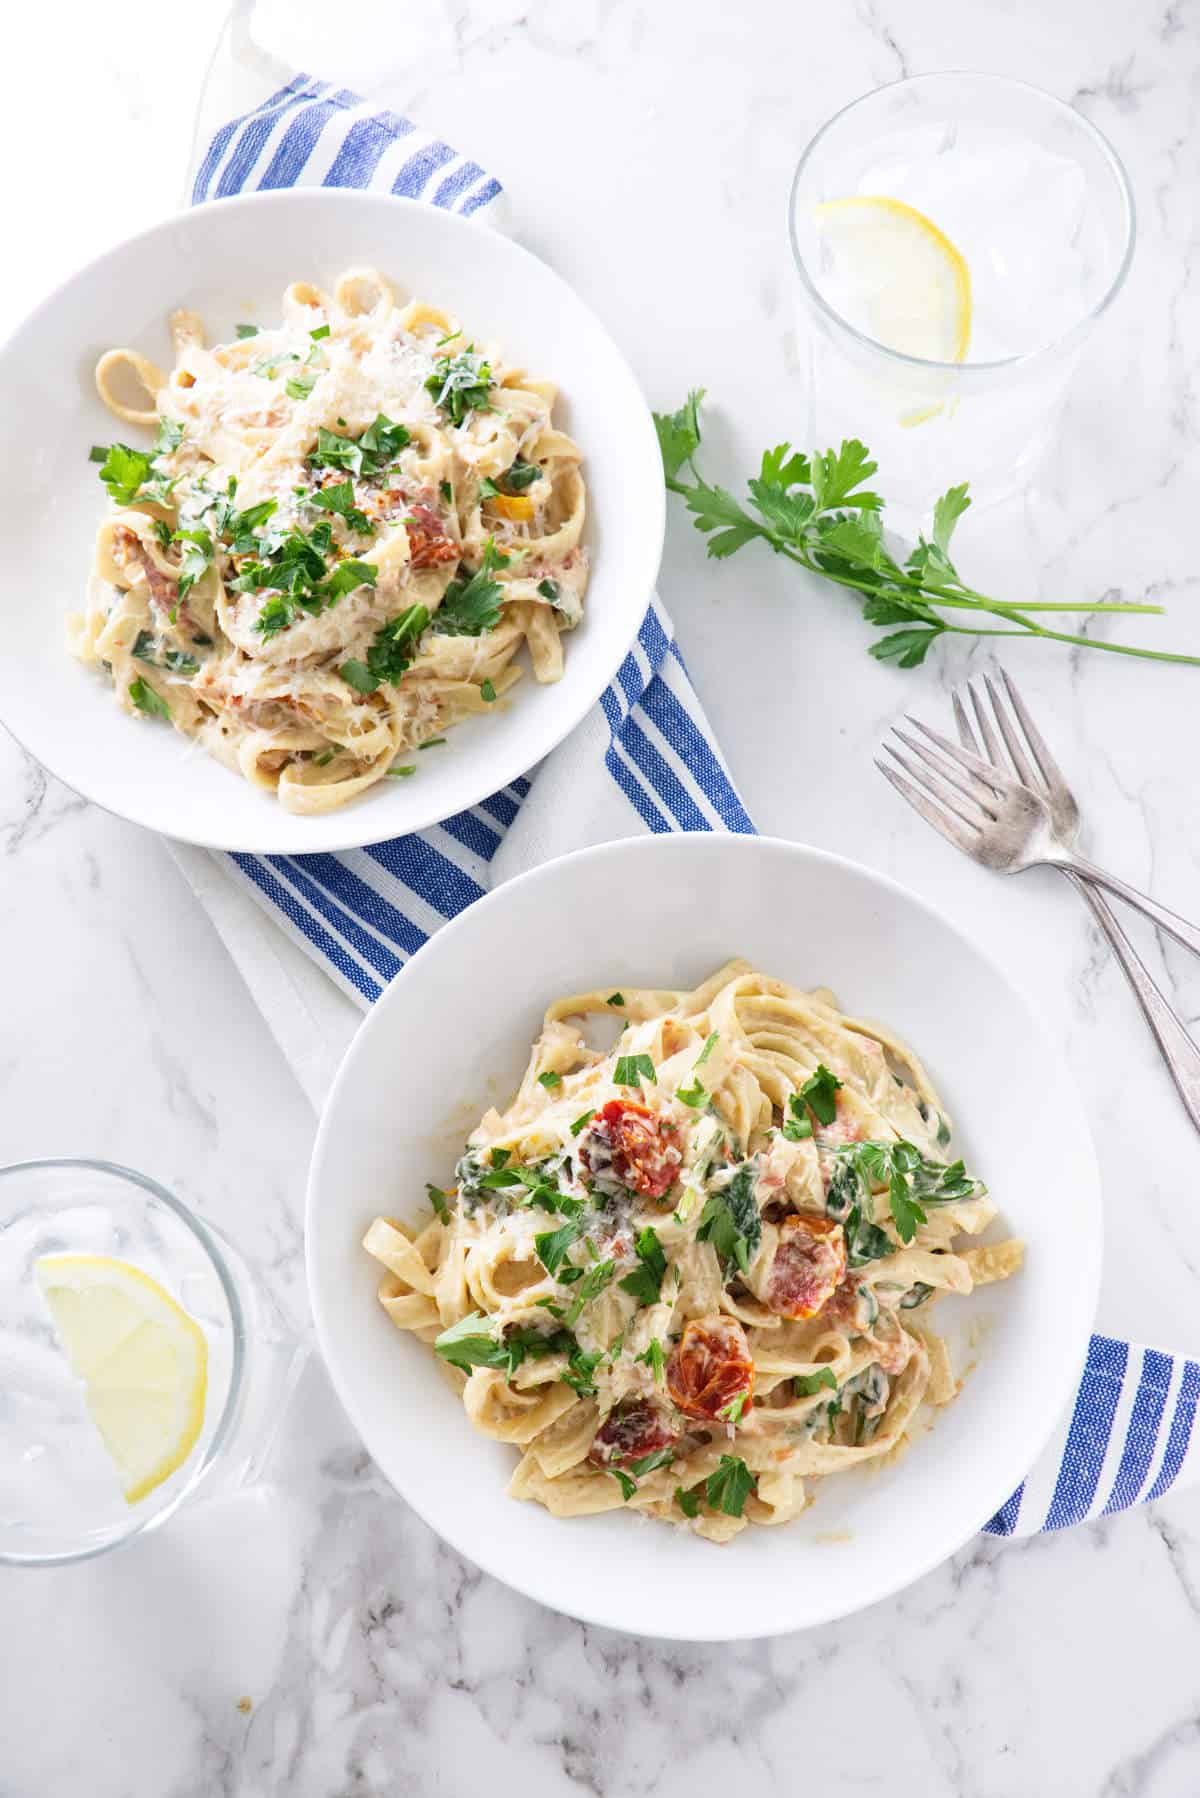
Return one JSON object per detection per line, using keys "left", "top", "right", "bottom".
{"left": 654, "top": 391, "right": 1199, "bottom": 670}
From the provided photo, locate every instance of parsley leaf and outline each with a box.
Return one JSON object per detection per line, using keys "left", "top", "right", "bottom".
{"left": 95, "top": 443, "right": 153, "bottom": 505}
{"left": 562, "top": 1260, "right": 615, "bottom": 1328}
{"left": 426, "top": 1184, "right": 452, "bottom": 1224}
{"left": 538, "top": 1070, "right": 562, "bottom": 1089}
{"left": 609, "top": 1469, "right": 638, "bottom": 1501}
{"left": 433, "top": 539, "right": 508, "bottom": 638}
{"left": 613, "top": 1054, "right": 655, "bottom": 1088}
{"left": 696, "top": 1161, "right": 761, "bottom": 1276}
{"left": 637, "top": 1339, "right": 666, "bottom": 1383}
{"left": 309, "top": 324, "right": 331, "bottom": 342}
{"left": 425, "top": 346, "right": 494, "bottom": 426}
{"left": 562, "top": 1345, "right": 604, "bottom": 1396}
{"left": 675, "top": 1485, "right": 702, "bottom": 1518}
{"left": 607, "top": 992, "right": 625, "bottom": 1007}
{"left": 338, "top": 604, "right": 429, "bottom": 695}
{"left": 793, "top": 1367, "right": 839, "bottom": 1397}
{"left": 172, "top": 527, "right": 213, "bottom": 602}
{"left": 705, "top": 1454, "right": 756, "bottom": 1517}
{"left": 285, "top": 370, "right": 319, "bottom": 402}
{"left": 235, "top": 323, "right": 259, "bottom": 339}
{"left": 675, "top": 1077, "right": 706, "bottom": 1108}
{"left": 535, "top": 1221, "right": 582, "bottom": 1276}
{"left": 128, "top": 677, "right": 169, "bottom": 719}
{"left": 433, "top": 1312, "right": 508, "bottom": 1371}
{"left": 310, "top": 479, "right": 372, "bottom": 535}
{"left": 479, "top": 679, "right": 496, "bottom": 702}
{"left": 570, "top": 1109, "right": 596, "bottom": 1137}
{"left": 798, "top": 1064, "right": 842, "bottom": 1126}
{"left": 618, "top": 1227, "right": 667, "bottom": 1307}
{"left": 629, "top": 1446, "right": 675, "bottom": 1477}
{"left": 696, "top": 1031, "right": 719, "bottom": 1066}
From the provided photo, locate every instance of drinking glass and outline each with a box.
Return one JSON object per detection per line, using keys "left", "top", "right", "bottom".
{"left": 0, "top": 1159, "right": 305, "bottom": 1566}
{"left": 789, "top": 73, "right": 1135, "bottom": 517}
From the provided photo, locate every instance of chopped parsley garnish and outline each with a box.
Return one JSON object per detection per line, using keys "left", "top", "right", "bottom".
{"left": 479, "top": 679, "right": 496, "bottom": 702}
{"left": 499, "top": 458, "right": 540, "bottom": 494}
{"left": 675, "top": 1486, "right": 702, "bottom": 1518}
{"left": 562, "top": 1345, "right": 604, "bottom": 1396}
{"left": 706, "top": 1454, "right": 756, "bottom": 1517}
{"left": 613, "top": 1054, "right": 656, "bottom": 1088}
{"left": 561, "top": 1260, "right": 615, "bottom": 1328}
{"left": 717, "top": 1392, "right": 748, "bottom": 1425}
{"left": 338, "top": 604, "right": 431, "bottom": 694}
{"left": 675, "top": 1077, "right": 706, "bottom": 1108}
{"left": 309, "top": 324, "right": 331, "bottom": 341}
{"left": 172, "top": 527, "right": 213, "bottom": 602}
{"left": 798, "top": 1063, "right": 843, "bottom": 1126}
{"left": 253, "top": 350, "right": 299, "bottom": 378}
{"left": 696, "top": 1161, "right": 762, "bottom": 1277}
{"left": 310, "top": 479, "right": 372, "bottom": 535}
{"left": 128, "top": 677, "right": 169, "bottom": 719}
{"left": 637, "top": 1339, "right": 666, "bottom": 1383}
{"left": 538, "top": 1070, "right": 562, "bottom": 1089}
{"left": 618, "top": 1227, "right": 667, "bottom": 1306}
{"left": 94, "top": 443, "right": 160, "bottom": 506}
{"left": 386, "top": 764, "right": 416, "bottom": 778}
{"left": 433, "top": 1314, "right": 506, "bottom": 1370}
{"left": 419, "top": 737, "right": 446, "bottom": 749}
{"left": 131, "top": 631, "right": 199, "bottom": 677}
{"left": 793, "top": 1367, "right": 839, "bottom": 1397}
{"left": 831, "top": 1139, "right": 984, "bottom": 1247}
{"left": 235, "top": 323, "right": 260, "bottom": 338}
{"left": 781, "top": 1094, "right": 814, "bottom": 1142}
{"left": 426, "top": 1184, "right": 452, "bottom": 1224}
{"left": 235, "top": 518, "right": 378, "bottom": 637}
{"left": 534, "top": 1221, "right": 582, "bottom": 1276}
{"left": 285, "top": 370, "right": 319, "bottom": 402}
{"left": 425, "top": 346, "right": 494, "bottom": 425}
{"left": 629, "top": 1447, "right": 675, "bottom": 1477}
{"left": 308, "top": 414, "right": 411, "bottom": 480}
{"left": 609, "top": 1469, "right": 638, "bottom": 1502}
{"left": 537, "top": 578, "right": 560, "bottom": 601}
{"left": 696, "top": 1031, "right": 719, "bottom": 1066}
{"left": 432, "top": 538, "right": 509, "bottom": 638}
{"left": 570, "top": 1109, "right": 596, "bottom": 1137}
{"left": 607, "top": 992, "right": 625, "bottom": 1007}
{"left": 440, "top": 480, "right": 453, "bottom": 505}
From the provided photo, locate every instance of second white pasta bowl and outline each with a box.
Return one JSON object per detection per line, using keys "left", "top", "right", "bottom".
{"left": 0, "top": 187, "right": 663, "bottom": 851}
{"left": 307, "top": 834, "right": 1101, "bottom": 1639}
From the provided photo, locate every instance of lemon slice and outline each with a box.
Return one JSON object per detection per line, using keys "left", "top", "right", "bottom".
{"left": 814, "top": 195, "right": 972, "bottom": 365}
{"left": 36, "top": 1254, "right": 208, "bottom": 1504}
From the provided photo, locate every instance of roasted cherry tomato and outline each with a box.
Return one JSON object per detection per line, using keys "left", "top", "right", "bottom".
{"left": 582, "top": 1100, "right": 682, "bottom": 1200}
{"left": 765, "top": 1213, "right": 847, "bottom": 1320}
{"left": 666, "top": 1316, "right": 754, "bottom": 1421}
{"left": 588, "top": 1399, "right": 678, "bottom": 1469}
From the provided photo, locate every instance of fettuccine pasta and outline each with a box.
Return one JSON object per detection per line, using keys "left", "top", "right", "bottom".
{"left": 364, "top": 960, "right": 1022, "bottom": 1541}
{"left": 71, "top": 268, "right": 588, "bottom": 813}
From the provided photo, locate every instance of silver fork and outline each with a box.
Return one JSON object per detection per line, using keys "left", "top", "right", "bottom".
{"left": 876, "top": 668, "right": 1200, "bottom": 1134}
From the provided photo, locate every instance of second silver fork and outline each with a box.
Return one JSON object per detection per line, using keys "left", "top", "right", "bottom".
{"left": 879, "top": 669, "right": 1200, "bottom": 1135}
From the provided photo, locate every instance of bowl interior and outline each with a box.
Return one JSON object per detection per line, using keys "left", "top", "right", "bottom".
{"left": 0, "top": 188, "right": 662, "bottom": 852}
{"left": 307, "top": 834, "right": 1101, "bottom": 1638}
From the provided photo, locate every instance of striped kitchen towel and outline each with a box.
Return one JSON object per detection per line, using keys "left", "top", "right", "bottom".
{"left": 180, "top": 77, "right": 1200, "bottom": 1540}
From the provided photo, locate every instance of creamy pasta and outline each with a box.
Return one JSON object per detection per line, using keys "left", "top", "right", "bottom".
{"left": 72, "top": 268, "right": 588, "bottom": 813}
{"left": 364, "top": 961, "right": 1022, "bottom": 1541}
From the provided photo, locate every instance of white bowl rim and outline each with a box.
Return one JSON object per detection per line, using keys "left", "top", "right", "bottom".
{"left": 306, "top": 832, "right": 1103, "bottom": 1639}
{"left": 0, "top": 186, "right": 665, "bottom": 853}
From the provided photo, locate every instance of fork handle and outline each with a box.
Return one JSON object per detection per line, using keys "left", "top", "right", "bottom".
{"left": 1062, "top": 870, "right": 1200, "bottom": 1134}
{"left": 1054, "top": 851, "right": 1200, "bottom": 961}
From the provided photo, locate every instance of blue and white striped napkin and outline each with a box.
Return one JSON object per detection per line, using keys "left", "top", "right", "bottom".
{"left": 173, "top": 78, "right": 1200, "bottom": 1541}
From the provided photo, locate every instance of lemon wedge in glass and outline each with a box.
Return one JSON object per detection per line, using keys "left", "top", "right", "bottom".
{"left": 814, "top": 195, "right": 973, "bottom": 365}
{"left": 36, "top": 1254, "right": 208, "bottom": 1504}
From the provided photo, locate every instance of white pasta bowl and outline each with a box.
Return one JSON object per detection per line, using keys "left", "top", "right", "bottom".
{"left": 0, "top": 188, "right": 663, "bottom": 851}
{"left": 307, "top": 834, "right": 1101, "bottom": 1638}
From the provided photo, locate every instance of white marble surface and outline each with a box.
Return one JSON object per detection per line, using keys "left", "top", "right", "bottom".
{"left": 4, "top": 1, "right": 1200, "bottom": 1791}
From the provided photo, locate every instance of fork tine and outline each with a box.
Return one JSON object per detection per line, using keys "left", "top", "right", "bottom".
{"left": 965, "top": 680, "right": 1007, "bottom": 769}
{"left": 905, "top": 715, "right": 1016, "bottom": 793}
{"left": 882, "top": 741, "right": 989, "bottom": 830}
{"left": 874, "top": 759, "right": 982, "bottom": 857}
{"left": 984, "top": 672, "right": 1038, "bottom": 788}
{"left": 888, "top": 729, "right": 998, "bottom": 817}
{"left": 951, "top": 690, "right": 981, "bottom": 755}
{"left": 998, "top": 667, "right": 1072, "bottom": 801}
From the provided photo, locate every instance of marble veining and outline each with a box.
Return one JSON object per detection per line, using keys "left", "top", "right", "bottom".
{"left": 3, "top": 0, "right": 1200, "bottom": 1792}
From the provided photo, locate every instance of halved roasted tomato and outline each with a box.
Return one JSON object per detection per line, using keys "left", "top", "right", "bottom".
{"left": 588, "top": 1399, "right": 678, "bottom": 1469}
{"left": 765, "top": 1213, "right": 847, "bottom": 1320}
{"left": 582, "top": 1100, "right": 682, "bottom": 1200}
{"left": 666, "top": 1316, "right": 754, "bottom": 1421}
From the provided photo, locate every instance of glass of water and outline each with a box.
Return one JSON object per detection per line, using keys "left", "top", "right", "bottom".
{"left": 0, "top": 1160, "right": 304, "bottom": 1566}
{"left": 789, "top": 73, "right": 1135, "bottom": 517}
